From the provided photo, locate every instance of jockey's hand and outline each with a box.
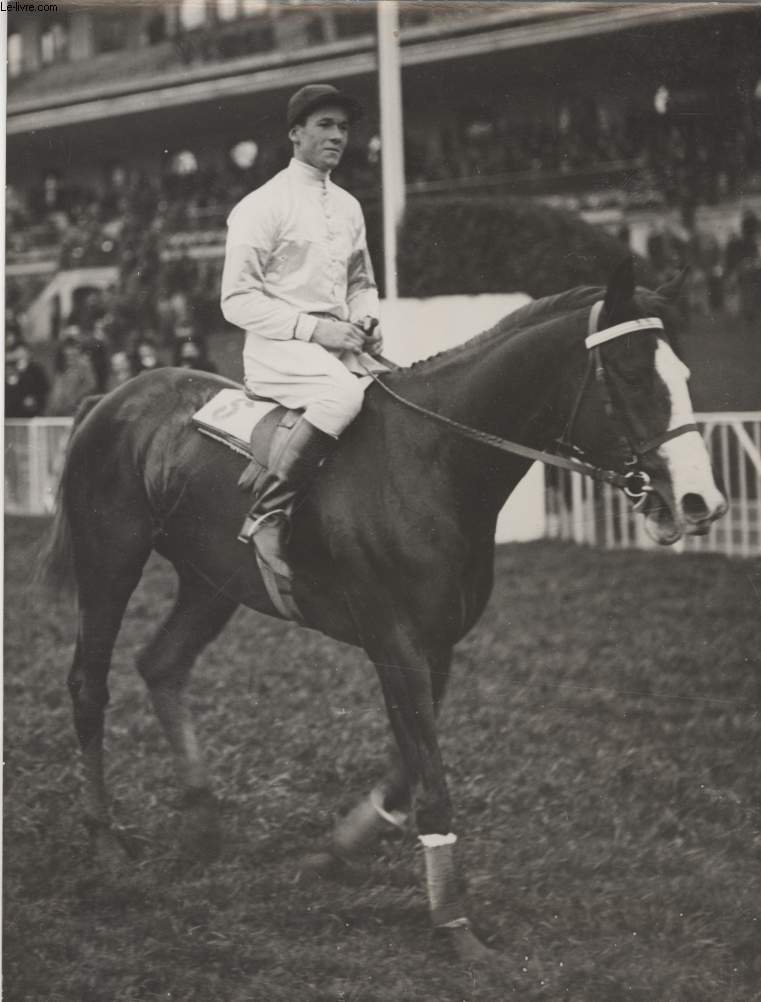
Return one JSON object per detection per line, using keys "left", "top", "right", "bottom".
{"left": 365, "top": 326, "right": 383, "bottom": 356}
{"left": 312, "top": 319, "right": 366, "bottom": 353}
{"left": 359, "top": 316, "right": 383, "bottom": 356}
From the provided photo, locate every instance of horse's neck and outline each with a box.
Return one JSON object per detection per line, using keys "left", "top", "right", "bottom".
{"left": 438, "top": 314, "right": 581, "bottom": 440}
{"left": 396, "top": 310, "right": 587, "bottom": 518}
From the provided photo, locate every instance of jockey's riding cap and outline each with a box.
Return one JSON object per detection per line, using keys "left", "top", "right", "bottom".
{"left": 287, "top": 84, "right": 363, "bottom": 128}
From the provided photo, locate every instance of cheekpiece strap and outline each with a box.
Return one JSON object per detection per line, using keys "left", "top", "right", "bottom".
{"left": 587, "top": 299, "right": 604, "bottom": 337}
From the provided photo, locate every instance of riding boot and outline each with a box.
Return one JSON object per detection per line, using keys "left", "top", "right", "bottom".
{"left": 238, "top": 417, "right": 335, "bottom": 576}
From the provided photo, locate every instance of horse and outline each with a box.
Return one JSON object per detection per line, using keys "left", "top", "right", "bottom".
{"left": 39, "top": 259, "right": 726, "bottom": 960}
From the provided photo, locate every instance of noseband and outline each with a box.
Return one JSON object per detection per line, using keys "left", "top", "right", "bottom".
{"left": 362, "top": 301, "right": 699, "bottom": 505}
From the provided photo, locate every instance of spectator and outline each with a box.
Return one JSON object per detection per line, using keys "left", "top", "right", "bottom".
{"left": 5, "top": 342, "right": 50, "bottom": 418}
{"left": 724, "top": 211, "right": 760, "bottom": 324}
{"left": 5, "top": 308, "right": 24, "bottom": 349}
{"left": 80, "top": 318, "right": 112, "bottom": 393}
{"left": 131, "top": 336, "right": 162, "bottom": 374}
{"left": 737, "top": 255, "right": 761, "bottom": 332}
{"left": 725, "top": 210, "right": 759, "bottom": 278}
{"left": 699, "top": 233, "right": 725, "bottom": 313}
{"left": 46, "top": 333, "right": 98, "bottom": 416}
{"left": 173, "top": 337, "right": 217, "bottom": 373}
{"left": 107, "top": 350, "right": 136, "bottom": 391}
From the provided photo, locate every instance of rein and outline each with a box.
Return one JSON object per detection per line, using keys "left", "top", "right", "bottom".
{"left": 363, "top": 302, "right": 698, "bottom": 503}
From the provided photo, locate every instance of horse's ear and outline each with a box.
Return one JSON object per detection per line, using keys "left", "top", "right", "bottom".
{"left": 603, "top": 256, "right": 635, "bottom": 316}
{"left": 656, "top": 266, "right": 690, "bottom": 301}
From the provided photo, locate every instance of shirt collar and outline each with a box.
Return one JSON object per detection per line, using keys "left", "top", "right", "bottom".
{"left": 288, "top": 157, "right": 331, "bottom": 188}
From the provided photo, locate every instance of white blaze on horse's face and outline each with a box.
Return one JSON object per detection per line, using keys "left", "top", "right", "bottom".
{"left": 646, "top": 339, "right": 727, "bottom": 544}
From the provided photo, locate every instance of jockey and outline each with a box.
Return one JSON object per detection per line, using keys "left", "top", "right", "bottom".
{"left": 221, "top": 83, "right": 386, "bottom": 574}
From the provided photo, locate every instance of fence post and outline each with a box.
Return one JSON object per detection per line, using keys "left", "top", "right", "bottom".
{"left": 570, "top": 473, "right": 585, "bottom": 544}
{"left": 28, "top": 422, "right": 44, "bottom": 515}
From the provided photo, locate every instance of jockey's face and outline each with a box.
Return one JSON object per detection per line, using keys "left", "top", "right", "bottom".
{"left": 290, "top": 103, "right": 349, "bottom": 172}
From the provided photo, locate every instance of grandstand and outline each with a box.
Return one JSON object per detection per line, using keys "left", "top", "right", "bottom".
{"left": 6, "top": 2, "right": 761, "bottom": 339}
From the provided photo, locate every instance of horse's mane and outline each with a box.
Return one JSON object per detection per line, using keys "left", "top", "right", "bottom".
{"left": 394, "top": 281, "right": 674, "bottom": 380}
{"left": 397, "top": 285, "right": 602, "bottom": 379}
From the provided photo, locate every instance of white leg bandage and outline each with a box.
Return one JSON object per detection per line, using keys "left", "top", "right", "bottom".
{"left": 419, "top": 833, "right": 469, "bottom": 928}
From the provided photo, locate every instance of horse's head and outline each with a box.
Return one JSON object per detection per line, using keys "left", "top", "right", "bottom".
{"left": 574, "top": 259, "right": 727, "bottom": 545}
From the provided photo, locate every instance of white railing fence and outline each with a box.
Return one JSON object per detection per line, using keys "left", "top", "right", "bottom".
{"left": 545, "top": 413, "right": 761, "bottom": 558}
{"left": 5, "top": 418, "right": 73, "bottom": 515}
{"left": 5, "top": 413, "right": 761, "bottom": 558}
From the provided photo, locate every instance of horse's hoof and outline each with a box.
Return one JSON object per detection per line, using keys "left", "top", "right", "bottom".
{"left": 440, "top": 924, "right": 495, "bottom": 966}
{"left": 298, "top": 849, "right": 366, "bottom": 886}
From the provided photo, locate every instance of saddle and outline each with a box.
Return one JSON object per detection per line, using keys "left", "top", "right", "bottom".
{"left": 192, "top": 387, "right": 303, "bottom": 495}
{"left": 236, "top": 394, "right": 302, "bottom": 496}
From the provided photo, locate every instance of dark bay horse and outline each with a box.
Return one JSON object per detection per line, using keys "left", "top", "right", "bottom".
{"left": 41, "top": 261, "right": 725, "bottom": 959}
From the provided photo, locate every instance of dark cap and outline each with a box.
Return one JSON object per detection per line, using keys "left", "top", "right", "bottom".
{"left": 287, "top": 84, "right": 362, "bottom": 129}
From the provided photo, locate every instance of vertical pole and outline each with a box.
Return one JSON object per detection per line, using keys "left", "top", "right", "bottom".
{"left": 28, "top": 422, "right": 42, "bottom": 515}
{"left": 736, "top": 423, "right": 749, "bottom": 559}
{"left": 720, "top": 423, "right": 733, "bottom": 556}
{"left": 570, "top": 473, "right": 585, "bottom": 545}
{"left": 377, "top": 0, "right": 405, "bottom": 300}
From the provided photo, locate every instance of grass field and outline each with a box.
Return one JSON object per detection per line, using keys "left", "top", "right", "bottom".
{"left": 3, "top": 516, "right": 760, "bottom": 1001}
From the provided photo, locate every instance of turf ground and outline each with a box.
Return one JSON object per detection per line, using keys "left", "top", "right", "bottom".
{"left": 3, "top": 516, "right": 760, "bottom": 1001}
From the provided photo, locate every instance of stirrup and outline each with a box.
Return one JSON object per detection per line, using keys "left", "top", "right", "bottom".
{"left": 237, "top": 507, "right": 286, "bottom": 545}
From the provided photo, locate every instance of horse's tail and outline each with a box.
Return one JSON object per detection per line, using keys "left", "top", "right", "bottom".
{"left": 35, "top": 394, "right": 104, "bottom": 594}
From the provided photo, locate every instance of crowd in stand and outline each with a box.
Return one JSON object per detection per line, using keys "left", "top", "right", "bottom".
{"left": 636, "top": 210, "right": 761, "bottom": 325}
{"left": 5, "top": 95, "right": 760, "bottom": 421}
{"left": 7, "top": 95, "right": 761, "bottom": 265}
{"left": 6, "top": 152, "right": 277, "bottom": 262}
{"left": 5, "top": 297, "right": 217, "bottom": 420}
{"left": 405, "top": 107, "right": 761, "bottom": 212}
{"left": 6, "top": 163, "right": 225, "bottom": 419}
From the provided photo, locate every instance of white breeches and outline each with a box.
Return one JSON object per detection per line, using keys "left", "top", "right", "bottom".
{"left": 243, "top": 337, "right": 379, "bottom": 438}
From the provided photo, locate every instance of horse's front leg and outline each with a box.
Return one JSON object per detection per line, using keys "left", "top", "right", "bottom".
{"left": 329, "top": 651, "right": 453, "bottom": 858}
{"left": 370, "top": 632, "right": 492, "bottom": 961}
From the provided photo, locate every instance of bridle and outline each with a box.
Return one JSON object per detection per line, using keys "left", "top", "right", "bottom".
{"left": 555, "top": 300, "right": 698, "bottom": 507}
{"left": 361, "top": 301, "right": 699, "bottom": 507}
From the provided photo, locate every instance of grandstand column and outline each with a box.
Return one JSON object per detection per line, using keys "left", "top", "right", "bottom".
{"left": 68, "top": 11, "right": 95, "bottom": 63}
{"left": 15, "top": 17, "right": 41, "bottom": 74}
{"left": 377, "top": 0, "right": 405, "bottom": 300}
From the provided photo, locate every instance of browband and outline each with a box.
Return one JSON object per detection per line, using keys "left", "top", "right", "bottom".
{"left": 585, "top": 300, "right": 664, "bottom": 349}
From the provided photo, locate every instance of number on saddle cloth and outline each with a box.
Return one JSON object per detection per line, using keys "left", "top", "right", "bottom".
{"left": 191, "top": 388, "right": 305, "bottom": 495}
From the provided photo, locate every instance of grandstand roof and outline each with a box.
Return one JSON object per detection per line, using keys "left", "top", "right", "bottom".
{"left": 8, "top": 2, "right": 754, "bottom": 136}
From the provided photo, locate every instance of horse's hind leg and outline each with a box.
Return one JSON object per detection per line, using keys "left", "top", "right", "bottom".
{"left": 136, "top": 570, "right": 237, "bottom": 859}
{"left": 68, "top": 528, "right": 152, "bottom": 854}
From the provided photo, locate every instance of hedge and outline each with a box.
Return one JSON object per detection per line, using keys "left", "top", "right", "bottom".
{"left": 364, "top": 196, "right": 653, "bottom": 299}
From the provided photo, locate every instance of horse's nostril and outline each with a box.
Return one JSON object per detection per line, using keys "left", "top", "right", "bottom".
{"left": 682, "top": 492, "right": 710, "bottom": 522}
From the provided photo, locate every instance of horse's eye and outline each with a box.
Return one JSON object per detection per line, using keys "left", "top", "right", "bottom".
{"left": 615, "top": 362, "right": 653, "bottom": 387}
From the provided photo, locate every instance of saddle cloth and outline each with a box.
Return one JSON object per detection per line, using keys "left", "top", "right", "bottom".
{"left": 192, "top": 388, "right": 303, "bottom": 623}
{"left": 192, "top": 388, "right": 298, "bottom": 469}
